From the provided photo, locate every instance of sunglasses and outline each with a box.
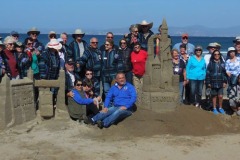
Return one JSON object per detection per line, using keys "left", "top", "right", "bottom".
{"left": 214, "top": 54, "right": 220, "bottom": 56}
{"left": 121, "top": 42, "right": 126, "bottom": 44}
{"left": 91, "top": 42, "right": 98, "bottom": 44}
{"left": 86, "top": 73, "right": 93, "bottom": 75}
{"left": 107, "top": 36, "right": 113, "bottom": 39}
{"left": 134, "top": 46, "right": 140, "bottom": 49}
{"left": 76, "top": 83, "right": 82, "bottom": 86}
{"left": 31, "top": 33, "right": 38, "bottom": 35}
{"left": 8, "top": 43, "right": 14, "bottom": 46}
{"left": 105, "top": 43, "right": 110, "bottom": 46}
{"left": 195, "top": 49, "right": 202, "bottom": 51}
{"left": 27, "top": 43, "right": 33, "bottom": 45}
{"left": 12, "top": 35, "right": 19, "bottom": 37}
{"left": 182, "top": 37, "right": 188, "bottom": 39}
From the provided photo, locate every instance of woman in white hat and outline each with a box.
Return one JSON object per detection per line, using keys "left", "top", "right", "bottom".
{"left": 138, "top": 20, "right": 154, "bottom": 51}
{"left": 38, "top": 38, "right": 62, "bottom": 109}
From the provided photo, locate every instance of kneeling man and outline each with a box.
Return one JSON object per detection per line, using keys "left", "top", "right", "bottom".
{"left": 90, "top": 72, "right": 137, "bottom": 128}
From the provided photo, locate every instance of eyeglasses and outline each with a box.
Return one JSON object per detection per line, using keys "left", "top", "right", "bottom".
{"left": 105, "top": 43, "right": 110, "bottom": 46}
{"left": 12, "top": 35, "right": 19, "bottom": 37}
{"left": 31, "top": 33, "right": 38, "bottom": 35}
{"left": 107, "top": 36, "right": 113, "bottom": 39}
{"left": 86, "top": 73, "right": 93, "bottom": 75}
{"left": 76, "top": 83, "right": 82, "bottom": 86}
{"left": 121, "top": 42, "right": 126, "bottom": 44}
{"left": 8, "top": 43, "right": 13, "bottom": 46}
{"left": 91, "top": 42, "right": 98, "bottom": 44}
{"left": 182, "top": 37, "right": 188, "bottom": 40}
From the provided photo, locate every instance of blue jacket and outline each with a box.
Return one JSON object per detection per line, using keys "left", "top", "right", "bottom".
{"left": 38, "top": 49, "right": 60, "bottom": 80}
{"left": 104, "top": 82, "right": 137, "bottom": 109}
{"left": 80, "top": 46, "right": 102, "bottom": 77}
{"left": 72, "top": 89, "right": 94, "bottom": 105}
{"left": 16, "top": 52, "right": 31, "bottom": 79}
{"left": 101, "top": 49, "right": 118, "bottom": 79}
{"left": 186, "top": 55, "right": 206, "bottom": 80}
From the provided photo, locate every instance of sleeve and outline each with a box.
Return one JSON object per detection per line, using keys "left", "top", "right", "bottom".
{"left": 104, "top": 87, "right": 114, "bottom": 108}
{"left": 186, "top": 59, "right": 191, "bottom": 79}
{"left": 93, "top": 79, "right": 100, "bottom": 97}
{"left": 228, "top": 86, "right": 238, "bottom": 102}
{"left": 125, "top": 85, "right": 137, "bottom": 109}
{"left": 38, "top": 52, "right": 48, "bottom": 79}
{"left": 72, "top": 89, "right": 94, "bottom": 105}
{"left": 205, "top": 62, "right": 211, "bottom": 86}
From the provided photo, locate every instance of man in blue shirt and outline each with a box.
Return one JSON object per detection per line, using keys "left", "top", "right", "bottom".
{"left": 89, "top": 72, "right": 137, "bottom": 129}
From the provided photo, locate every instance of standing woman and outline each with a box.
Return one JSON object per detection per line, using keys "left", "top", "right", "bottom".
{"left": 186, "top": 45, "right": 206, "bottom": 107}
{"left": 171, "top": 49, "right": 187, "bottom": 104}
{"left": 131, "top": 42, "right": 148, "bottom": 103}
{"left": 117, "top": 38, "right": 133, "bottom": 84}
{"left": 206, "top": 50, "right": 227, "bottom": 114}
{"left": 225, "top": 47, "right": 240, "bottom": 86}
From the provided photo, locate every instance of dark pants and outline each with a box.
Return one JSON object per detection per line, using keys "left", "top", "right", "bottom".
{"left": 184, "top": 83, "right": 191, "bottom": 104}
{"left": 86, "top": 103, "right": 99, "bottom": 118}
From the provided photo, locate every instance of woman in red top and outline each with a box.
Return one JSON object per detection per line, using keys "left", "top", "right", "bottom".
{"left": 131, "top": 42, "right": 147, "bottom": 101}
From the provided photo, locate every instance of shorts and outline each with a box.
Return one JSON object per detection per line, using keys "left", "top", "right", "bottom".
{"left": 211, "top": 88, "right": 223, "bottom": 96}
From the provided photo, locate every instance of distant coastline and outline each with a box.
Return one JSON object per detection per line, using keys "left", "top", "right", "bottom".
{"left": 0, "top": 25, "right": 239, "bottom": 37}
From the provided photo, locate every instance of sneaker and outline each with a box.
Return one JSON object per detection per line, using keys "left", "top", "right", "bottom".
{"left": 218, "top": 108, "right": 225, "bottom": 114}
{"left": 97, "top": 120, "right": 104, "bottom": 129}
{"left": 195, "top": 103, "right": 200, "bottom": 108}
{"left": 83, "top": 116, "right": 95, "bottom": 125}
{"left": 213, "top": 108, "right": 219, "bottom": 115}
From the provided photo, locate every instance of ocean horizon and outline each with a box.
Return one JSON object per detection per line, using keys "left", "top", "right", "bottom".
{"left": 0, "top": 33, "right": 235, "bottom": 52}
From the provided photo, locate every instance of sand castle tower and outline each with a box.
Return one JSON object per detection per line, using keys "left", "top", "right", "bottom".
{"left": 140, "top": 19, "right": 179, "bottom": 113}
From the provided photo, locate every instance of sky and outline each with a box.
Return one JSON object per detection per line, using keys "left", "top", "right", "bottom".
{"left": 0, "top": 0, "right": 239, "bottom": 33}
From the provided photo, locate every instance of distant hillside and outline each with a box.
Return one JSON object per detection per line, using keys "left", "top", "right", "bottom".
{"left": 0, "top": 25, "right": 239, "bottom": 37}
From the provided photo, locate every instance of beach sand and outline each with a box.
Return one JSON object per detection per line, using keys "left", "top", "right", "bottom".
{"left": 0, "top": 105, "right": 240, "bottom": 160}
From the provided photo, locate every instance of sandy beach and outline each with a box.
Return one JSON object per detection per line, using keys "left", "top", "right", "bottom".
{"left": 0, "top": 106, "right": 240, "bottom": 160}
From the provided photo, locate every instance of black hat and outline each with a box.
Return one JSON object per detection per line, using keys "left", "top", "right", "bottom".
{"left": 66, "top": 58, "right": 75, "bottom": 64}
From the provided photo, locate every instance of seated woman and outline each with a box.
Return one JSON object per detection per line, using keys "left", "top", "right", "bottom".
{"left": 228, "top": 75, "right": 240, "bottom": 116}
{"left": 67, "top": 78, "right": 101, "bottom": 122}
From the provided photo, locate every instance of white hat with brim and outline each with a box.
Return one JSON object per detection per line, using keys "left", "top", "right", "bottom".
{"left": 227, "top": 47, "right": 236, "bottom": 53}
{"left": 27, "top": 27, "right": 40, "bottom": 36}
{"left": 72, "top": 29, "right": 85, "bottom": 38}
{"left": 207, "top": 42, "right": 218, "bottom": 49}
{"left": 233, "top": 36, "right": 240, "bottom": 43}
{"left": 47, "top": 39, "right": 62, "bottom": 50}
{"left": 138, "top": 20, "right": 153, "bottom": 29}
{"left": 4, "top": 36, "right": 15, "bottom": 44}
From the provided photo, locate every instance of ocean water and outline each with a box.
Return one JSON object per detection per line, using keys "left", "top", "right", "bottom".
{"left": 0, "top": 33, "right": 234, "bottom": 52}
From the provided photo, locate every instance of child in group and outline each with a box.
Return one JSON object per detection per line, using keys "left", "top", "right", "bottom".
{"left": 206, "top": 50, "right": 227, "bottom": 114}
{"left": 228, "top": 75, "right": 240, "bottom": 116}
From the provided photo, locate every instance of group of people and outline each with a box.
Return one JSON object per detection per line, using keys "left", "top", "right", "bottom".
{"left": 172, "top": 33, "right": 240, "bottom": 116}
{"left": 0, "top": 20, "right": 160, "bottom": 128}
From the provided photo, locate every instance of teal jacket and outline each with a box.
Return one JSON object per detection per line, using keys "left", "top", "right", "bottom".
{"left": 186, "top": 55, "right": 206, "bottom": 80}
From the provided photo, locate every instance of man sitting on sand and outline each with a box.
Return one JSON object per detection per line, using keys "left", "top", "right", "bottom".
{"left": 88, "top": 72, "right": 137, "bottom": 129}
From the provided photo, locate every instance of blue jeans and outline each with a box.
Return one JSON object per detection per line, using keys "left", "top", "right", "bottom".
{"left": 189, "top": 80, "right": 204, "bottom": 104}
{"left": 92, "top": 106, "right": 132, "bottom": 127}
{"left": 179, "top": 81, "right": 184, "bottom": 103}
